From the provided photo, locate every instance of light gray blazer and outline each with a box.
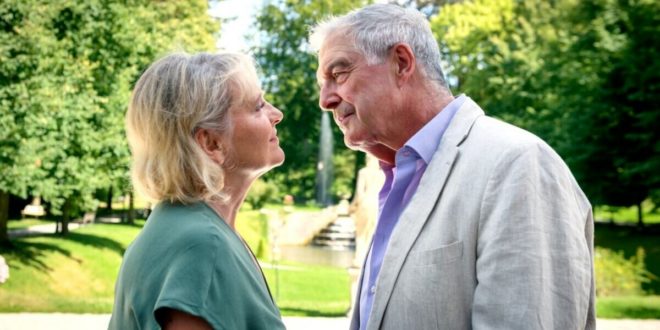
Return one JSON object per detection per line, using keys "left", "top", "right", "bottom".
{"left": 351, "top": 98, "right": 595, "bottom": 330}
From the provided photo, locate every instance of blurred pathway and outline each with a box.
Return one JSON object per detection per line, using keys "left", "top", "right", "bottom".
{"left": 8, "top": 216, "right": 122, "bottom": 238}
{"left": 0, "top": 314, "right": 658, "bottom": 329}
{"left": 0, "top": 314, "right": 350, "bottom": 330}
{"left": 7, "top": 223, "right": 86, "bottom": 238}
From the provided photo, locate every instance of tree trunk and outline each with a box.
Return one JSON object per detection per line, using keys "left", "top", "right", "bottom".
{"left": 106, "top": 186, "right": 113, "bottom": 214}
{"left": 637, "top": 201, "right": 644, "bottom": 229}
{"left": 61, "top": 198, "right": 70, "bottom": 235}
{"left": 127, "top": 191, "right": 135, "bottom": 225}
{"left": 0, "top": 190, "right": 10, "bottom": 247}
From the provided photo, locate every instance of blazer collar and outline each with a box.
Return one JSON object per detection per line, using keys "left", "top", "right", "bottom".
{"left": 366, "top": 97, "right": 484, "bottom": 330}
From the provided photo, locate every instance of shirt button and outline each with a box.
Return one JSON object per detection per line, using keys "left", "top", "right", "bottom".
{"left": 370, "top": 286, "right": 376, "bottom": 294}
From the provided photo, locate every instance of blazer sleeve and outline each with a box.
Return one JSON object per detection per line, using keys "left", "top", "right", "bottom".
{"left": 472, "top": 141, "right": 595, "bottom": 329}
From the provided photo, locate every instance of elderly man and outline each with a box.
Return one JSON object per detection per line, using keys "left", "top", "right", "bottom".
{"left": 310, "top": 4, "right": 595, "bottom": 330}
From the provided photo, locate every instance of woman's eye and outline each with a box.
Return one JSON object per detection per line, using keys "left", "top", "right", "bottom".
{"left": 255, "top": 101, "right": 265, "bottom": 111}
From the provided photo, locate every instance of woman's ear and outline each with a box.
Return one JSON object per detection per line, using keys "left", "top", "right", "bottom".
{"left": 194, "top": 128, "right": 225, "bottom": 165}
{"left": 390, "top": 43, "right": 416, "bottom": 87}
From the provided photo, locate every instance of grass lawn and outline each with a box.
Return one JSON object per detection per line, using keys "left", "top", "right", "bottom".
{"left": 1, "top": 207, "right": 658, "bottom": 318}
{"left": 263, "top": 262, "right": 351, "bottom": 317}
{"left": 594, "top": 200, "right": 660, "bottom": 225}
{"left": 597, "top": 296, "right": 660, "bottom": 319}
{"left": 0, "top": 222, "right": 142, "bottom": 312}
{"left": 0, "top": 211, "right": 350, "bottom": 316}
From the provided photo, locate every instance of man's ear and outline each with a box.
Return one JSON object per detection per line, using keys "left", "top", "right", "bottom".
{"left": 390, "top": 43, "right": 416, "bottom": 87}
{"left": 194, "top": 128, "right": 225, "bottom": 165}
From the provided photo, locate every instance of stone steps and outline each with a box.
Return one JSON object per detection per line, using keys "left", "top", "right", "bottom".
{"left": 312, "top": 215, "right": 356, "bottom": 250}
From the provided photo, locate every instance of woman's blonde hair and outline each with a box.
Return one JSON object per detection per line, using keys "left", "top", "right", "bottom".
{"left": 126, "top": 52, "right": 260, "bottom": 204}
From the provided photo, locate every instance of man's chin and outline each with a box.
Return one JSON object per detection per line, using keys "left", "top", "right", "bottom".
{"left": 358, "top": 142, "right": 397, "bottom": 165}
{"left": 344, "top": 137, "right": 366, "bottom": 151}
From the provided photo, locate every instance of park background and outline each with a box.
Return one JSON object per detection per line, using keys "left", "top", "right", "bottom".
{"left": 0, "top": 0, "right": 658, "bottom": 326}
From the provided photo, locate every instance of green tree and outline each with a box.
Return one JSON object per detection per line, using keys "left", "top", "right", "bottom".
{"left": 558, "top": 0, "right": 659, "bottom": 225}
{"left": 75, "top": 0, "right": 218, "bottom": 224}
{"left": 0, "top": 0, "right": 218, "bottom": 242}
{"left": 404, "top": 0, "right": 464, "bottom": 17}
{"left": 431, "top": 0, "right": 569, "bottom": 138}
{"left": 431, "top": 0, "right": 659, "bottom": 223}
{"left": 0, "top": 0, "right": 58, "bottom": 244}
{"left": 253, "top": 0, "right": 368, "bottom": 203}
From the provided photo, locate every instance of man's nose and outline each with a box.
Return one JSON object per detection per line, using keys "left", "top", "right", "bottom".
{"left": 319, "top": 84, "right": 340, "bottom": 111}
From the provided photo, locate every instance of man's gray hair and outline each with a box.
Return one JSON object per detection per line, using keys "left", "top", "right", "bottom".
{"left": 309, "top": 3, "right": 448, "bottom": 88}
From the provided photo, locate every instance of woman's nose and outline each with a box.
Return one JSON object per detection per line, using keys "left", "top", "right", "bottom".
{"left": 270, "top": 105, "right": 283, "bottom": 125}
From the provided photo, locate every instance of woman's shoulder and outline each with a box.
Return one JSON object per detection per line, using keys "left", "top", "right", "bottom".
{"left": 145, "top": 202, "right": 235, "bottom": 248}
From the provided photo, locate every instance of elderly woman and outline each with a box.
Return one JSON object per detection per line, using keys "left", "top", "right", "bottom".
{"left": 109, "top": 52, "right": 285, "bottom": 330}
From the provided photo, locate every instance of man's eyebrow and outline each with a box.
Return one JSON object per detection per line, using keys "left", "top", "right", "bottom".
{"left": 325, "top": 58, "right": 351, "bottom": 73}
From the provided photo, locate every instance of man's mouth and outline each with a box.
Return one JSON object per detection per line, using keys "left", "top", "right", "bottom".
{"left": 337, "top": 110, "right": 355, "bottom": 124}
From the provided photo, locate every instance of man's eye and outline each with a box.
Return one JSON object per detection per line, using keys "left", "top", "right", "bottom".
{"left": 332, "top": 71, "right": 347, "bottom": 82}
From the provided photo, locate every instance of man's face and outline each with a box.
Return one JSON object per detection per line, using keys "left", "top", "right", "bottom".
{"left": 316, "top": 32, "right": 398, "bottom": 155}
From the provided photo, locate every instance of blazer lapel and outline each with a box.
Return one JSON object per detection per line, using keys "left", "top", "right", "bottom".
{"left": 366, "top": 98, "right": 484, "bottom": 330}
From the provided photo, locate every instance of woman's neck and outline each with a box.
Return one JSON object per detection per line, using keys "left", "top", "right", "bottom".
{"left": 206, "top": 170, "right": 258, "bottom": 229}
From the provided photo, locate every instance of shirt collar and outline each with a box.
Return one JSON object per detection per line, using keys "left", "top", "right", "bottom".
{"left": 404, "top": 94, "right": 466, "bottom": 164}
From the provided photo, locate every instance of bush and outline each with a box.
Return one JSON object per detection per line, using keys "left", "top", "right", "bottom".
{"left": 235, "top": 210, "right": 271, "bottom": 261}
{"left": 595, "top": 247, "right": 653, "bottom": 296}
{"left": 245, "top": 179, "right": 280, "bottom": 209}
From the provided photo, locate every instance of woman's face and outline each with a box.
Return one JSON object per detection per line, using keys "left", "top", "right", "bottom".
{"left": 221, "top": 90, "right": 284, "bottom": 175}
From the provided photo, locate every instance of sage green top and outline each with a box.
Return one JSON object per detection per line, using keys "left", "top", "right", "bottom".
{"left": 109, "top": 202, "right": 284, "bottom": 330}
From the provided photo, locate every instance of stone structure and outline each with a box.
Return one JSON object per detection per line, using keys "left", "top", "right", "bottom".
{"left": 312, "top": 199, "right": 356, "bottom": 250}
{"left": 21, "top": 197, "right": 45, "bottom": 219}
{"left": 347, "top": 155, "right": 384, "bottom": 315}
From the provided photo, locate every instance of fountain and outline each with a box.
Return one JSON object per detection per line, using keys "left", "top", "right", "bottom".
{"left": 316, "top": 112, "right": 334, "bottom": 206}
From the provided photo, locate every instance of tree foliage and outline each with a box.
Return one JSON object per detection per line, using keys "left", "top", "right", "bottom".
{"left": 252, "top": 0, "right": 368, "bottom": 202}
{"left": 559, "top": 0, "right": 660, "bottom": 211}
{"left": 0, "top": 0, "right": 218, "bottom": 241}
{"left": 432, "top": 0, "right": 659, "bottom": 217}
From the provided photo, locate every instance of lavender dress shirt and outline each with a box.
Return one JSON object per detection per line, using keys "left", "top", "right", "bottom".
{"left": 358, "top": 95, "right": 466, "bottom": 330}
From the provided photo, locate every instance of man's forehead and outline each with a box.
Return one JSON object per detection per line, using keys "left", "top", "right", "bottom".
{"left": 318, "top": 41, "right": 362, "bottom": 71}
{"left": 318, "top": 32, "right": 357, "bottom": 61}
{"left": 319, "top": 55, "right": 352, "bottom": 72}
